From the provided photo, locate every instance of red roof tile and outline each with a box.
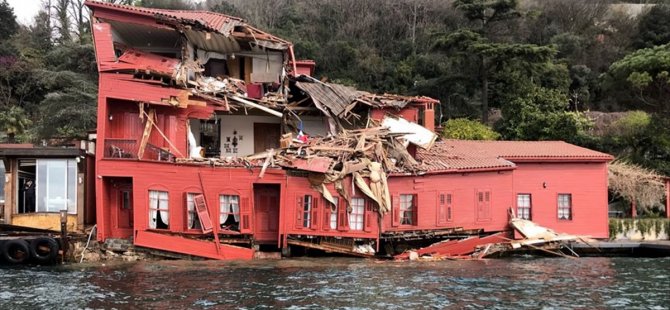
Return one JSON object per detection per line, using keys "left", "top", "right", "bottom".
{"left": 416, "top": 140, "right": 611, "bottom": 173}
{"left": 417, "top": 142, "right": 515, "bottom": 173}
{"left": 434, "top": 140, "right": 613, "bottom": 162}
{"left": 85, "top": 0, "right": 241, "bottom": 32}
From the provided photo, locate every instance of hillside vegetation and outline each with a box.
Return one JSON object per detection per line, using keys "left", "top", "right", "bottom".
{"left": 0, "top": 0, "right": 669, "bottom": 178}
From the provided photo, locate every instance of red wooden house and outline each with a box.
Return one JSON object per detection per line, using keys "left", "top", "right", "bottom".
{"left": 85, "top": 1, "right": 612, "bottom": 260}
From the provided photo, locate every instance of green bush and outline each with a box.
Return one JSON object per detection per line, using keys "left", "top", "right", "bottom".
{"left": 441, "top": 118, "right": 500, "bottom": 140}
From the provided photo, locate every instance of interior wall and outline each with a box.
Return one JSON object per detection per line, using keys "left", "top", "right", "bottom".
{"left": 218, "top": 115, "right": 281, "bottom": 157}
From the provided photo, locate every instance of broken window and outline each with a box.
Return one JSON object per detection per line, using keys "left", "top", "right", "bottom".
{"left": 186, "top": 193, "right": 202, "bottom": 230}
{"left": 149, "top": 190, "right": 169, "bottom": 229}
{"left": 349, "top": 198, "right": 365, "bottom": 231}
{"left": 400, "top": 194, "right": 416, "bottom": 225}
{"left": 220, "top": 194, "right": 240, "bottom": 230}
{"left": 558, "top": 194, "right": 572, "bottom": 220}
{"left": 302, "top": 195, "right": 312, "bottom": 228}
{"left": 199, "top": 119, "right": 221, "bottom": 158}
{"left": 329, "top": 198, "right": 339, "bottom": 230}
{"left": 517, "top": 194, "right": 532, "bottom": 220}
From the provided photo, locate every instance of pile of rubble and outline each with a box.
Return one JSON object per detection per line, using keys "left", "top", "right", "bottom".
{"left": 396, "top": 209, "right": 594, "bottom": 261}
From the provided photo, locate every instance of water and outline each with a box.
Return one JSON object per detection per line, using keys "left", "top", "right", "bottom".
{"left": 0, "top": 257, "right": 668, "bottom": 309}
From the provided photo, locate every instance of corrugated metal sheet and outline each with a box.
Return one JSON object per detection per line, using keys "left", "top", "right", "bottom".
{"left": 295, "top": 82, "right": 368, "bottom": 116}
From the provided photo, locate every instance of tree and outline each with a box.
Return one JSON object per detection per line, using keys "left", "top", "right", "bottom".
{"left": 604, "top": 44, "right": 670, "bottom": 113}
{"left": 0, "top": 0, "right": 18, "bottom": 41}
{"left": 441, "top": 118, "right": 499, "bottom": 140}
{"left": 497, "top": 84, "right": 592, "bottom": 143}
{"left": 634, "top": 4, "right": 670, "bottom": 49}
{"left": 453, "top": 0, "right": 520, "bottom": 35}
{"left": 0, "top": 106, "right": 31, "bottom": 143}
{"left": 53, "top": 0, "right": 72, "bottom": 43}
{"left": 135, "top": 0, "right": 194, "bottom": 10}
{"left": 608, "top": 161, "right": 666, "bottom": 215}
{"left": 433, "top": 29, "right": 556, "bottom": 123}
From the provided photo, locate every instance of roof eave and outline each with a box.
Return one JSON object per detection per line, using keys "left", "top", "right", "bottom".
{"left": 504, "top": 156, "right": 614, "bottom": 163}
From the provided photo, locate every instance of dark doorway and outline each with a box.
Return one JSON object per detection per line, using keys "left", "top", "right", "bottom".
{"left": 253, "top": 184, "right": 280, "bottom": 245}
{"left": 17, "top": 160, "right": 36, "bottom": 214}
{"left": 253, "top": 123, "right": 280, "bottom": 153}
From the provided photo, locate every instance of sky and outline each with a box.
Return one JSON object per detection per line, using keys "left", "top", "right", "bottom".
{"left": 7, "top": 0, "right": 42, "bottom": 25}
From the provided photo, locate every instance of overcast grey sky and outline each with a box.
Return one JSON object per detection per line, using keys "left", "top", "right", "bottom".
{"left": 7, "top": 0, "right": 42, "bottom": 24}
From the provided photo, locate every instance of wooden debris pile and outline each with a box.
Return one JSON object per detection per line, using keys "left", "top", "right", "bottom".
{"left": 247, "top": 126, "right": 427, "bottom": 214}
{"left": 396, "top": 209, "right": 593, "bottom": 261}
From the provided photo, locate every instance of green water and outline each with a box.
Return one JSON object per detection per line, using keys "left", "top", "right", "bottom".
{"left": 1, "top": 257, "right": 668, "bottom": 309}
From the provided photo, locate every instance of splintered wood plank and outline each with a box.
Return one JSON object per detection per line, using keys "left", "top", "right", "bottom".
{"left": 137, "top": 108, "right": 155, "bottom": 159}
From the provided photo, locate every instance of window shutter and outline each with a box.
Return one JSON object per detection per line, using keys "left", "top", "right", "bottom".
{"left": 193, "top": 194, "right": 213, "bottom": 234}
{"left": 437, "top": 193, "right": 444, "bottom": 226}
{"left": 240, "top": 196, "right": 252, "bottom": 234}
{"left": 323, "top": 201, "right": 331, "bottom": 231}
{"left": 295, "top": 195, "right": 303, "bottom": 229}
{"left": 412, "top": 195, "right": 418, "bottom": 226}
{"left": 311, "top": 198, "right": 319, "bottom": 230}
{"left": 184, "top": 192, "right": 190, "bottom": 229}
{"left": 392, "top": 195, "right": 400, "bottom": 227}
{"left": 337, "top": 198, "right": 348, "bottom": 231}
{"left": 447, "top": 193, "right": 453, "bottom": 221}
{"left": 364, "top": 200, "right": 373, "bottom": 232}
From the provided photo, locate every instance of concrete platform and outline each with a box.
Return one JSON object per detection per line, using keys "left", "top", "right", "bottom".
{"left": 570, "top": 240, "right": 670, "bottom": 257}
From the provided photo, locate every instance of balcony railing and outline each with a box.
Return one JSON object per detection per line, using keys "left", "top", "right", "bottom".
{"left": 105, "top": 139, "right": 138, "bottom": 159}
{"left": 104, "top": 138, "right": 175, "bottom": 162}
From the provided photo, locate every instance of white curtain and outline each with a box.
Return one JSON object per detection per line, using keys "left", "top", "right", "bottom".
{"left": 149, "top": 191, "right": 158, "bottom": 229}
{"left": 330, "top": 201, "right": 338, "bottom": 230}
{"left": 187, "top": 193, "right": 196, "bottom": 229}
{"left": 158, "top": 191, "right": 169, "bottom": 226}
{"left": 231, "top": 196, "right": 240, "bottom": 222}
{"left": 220, "top": 195, "right": 230, "bottom": 224}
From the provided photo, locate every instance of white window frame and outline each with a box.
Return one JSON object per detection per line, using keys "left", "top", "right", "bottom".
{"left": 35, "top": 159, "right": 77, "bottom": 214}
{"left": 330, "top": 198, "right": 339, "bottom": 230}
{"left": 186, "top": 193, "right": 201, "bottom": 230}
{"left": 219, "top": 194, "right": 240, "bottom": 227}
{"left": 517, "top": 194, "right": 531, "bottom": 220}
{"left": 349, "top": 198, "right": 365, "bottom": 231}
{"left": 303, "top": 195, "right": 312, "bottom": 228}
{"left": 149, "top": 190, "right": 169, "bottom": 229}
{"left": 558, "top": 193, "right": 572, "bottom": 220}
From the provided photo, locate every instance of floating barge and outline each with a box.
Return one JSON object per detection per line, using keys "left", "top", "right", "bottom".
{"left": 0, "top": 224, "right": 64, "bottom": 265}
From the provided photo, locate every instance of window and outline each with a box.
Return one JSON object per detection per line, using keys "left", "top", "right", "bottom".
{"left": 186, "top": 193, "right": 201, "bottom": 230}
{"left": 149, "top": 190, "right": 169, "bottom": 229}
{"left": 303, "top": 195, "right": 312, "bottom": 228}
{"left": 220, "top": 195, "right": 240, "bottom": 230}
{"left": 36, "top": 159, "right": 77, "bottom": 214}
{"left": 517, "top": 194, "right": 532, "bottom": 220}
{"left": 349, "top": 198, "right": 365, "bottom": 231}
{"left": 0, "top": 160, "right": 5, "bottom": 203}
{"left": 558, "top": 194, "right": 572, "bottom": 220}
{"left": 122, "top": 191, "right": 131, "bottom": 210}
{"left": 400, "top": 194, "right": 416, "bottom": 225}
{"left": 330, "top": 198, "right": 339, "bottom": 230}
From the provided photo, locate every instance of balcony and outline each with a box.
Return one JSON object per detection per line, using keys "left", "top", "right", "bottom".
{"left": 104, "top": 138, "right": 175, "bottom": 162}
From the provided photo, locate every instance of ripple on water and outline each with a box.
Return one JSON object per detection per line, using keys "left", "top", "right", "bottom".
{"left": 0, "top": 257, "right": 668, "bottom": 309}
